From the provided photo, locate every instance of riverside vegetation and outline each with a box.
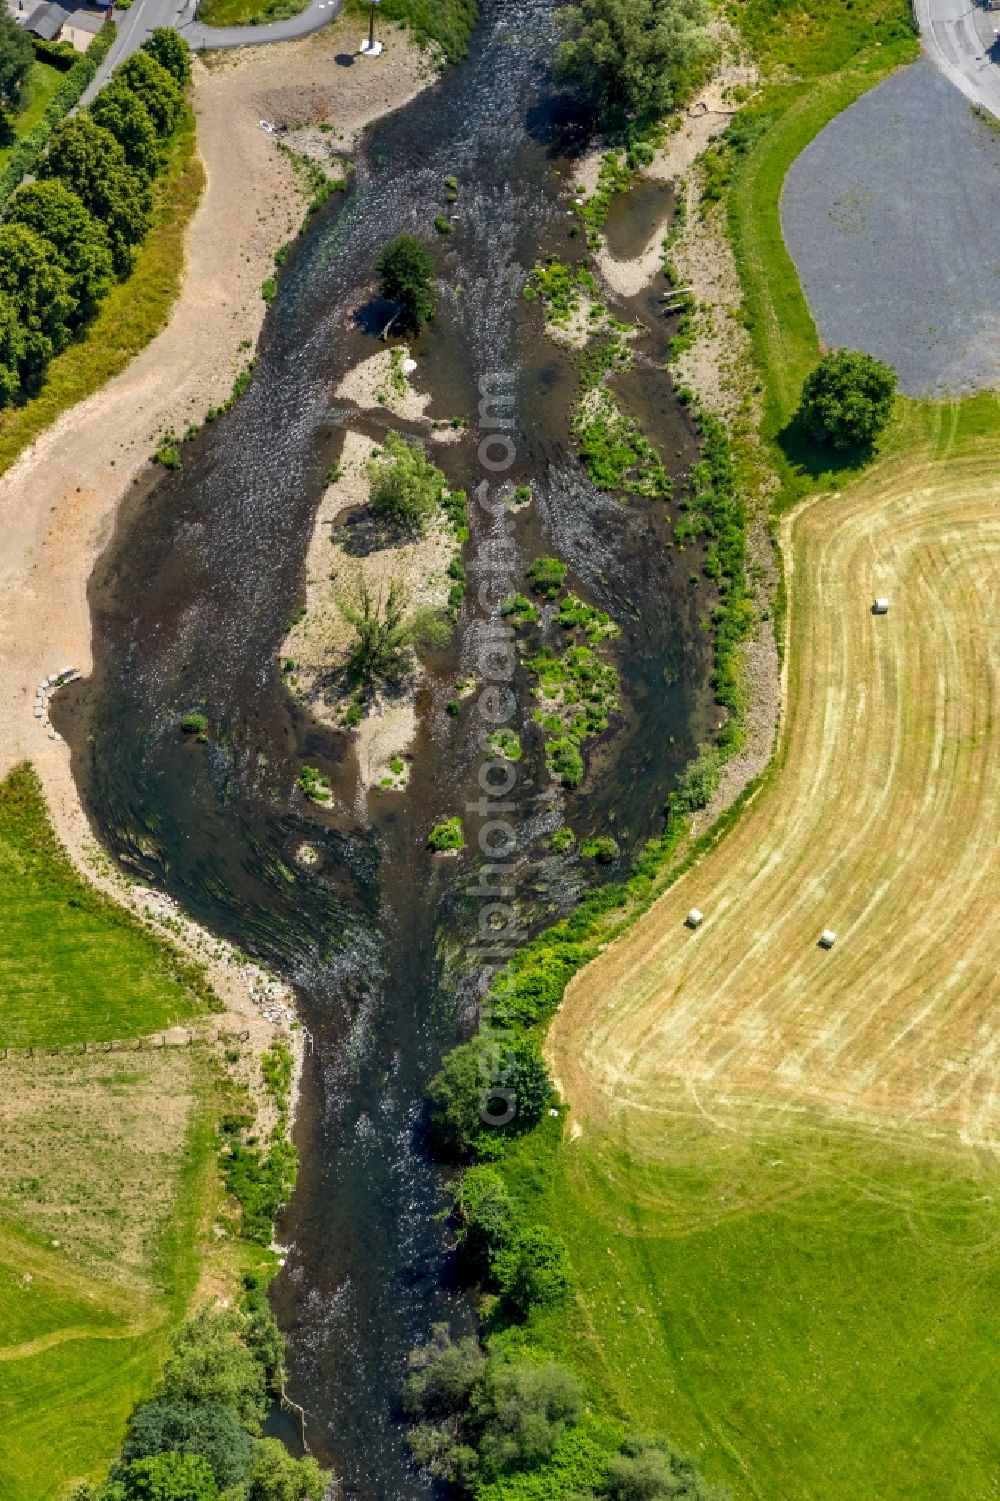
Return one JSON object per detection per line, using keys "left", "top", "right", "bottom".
{"left": 402, "top": 3, "right": 753, "bottom": 1496}
{"left": 401, "top": 0, "right": 993, "bottom": 1496}
{"left": 0, "top": 764, "right": 325, "bottom": 1499}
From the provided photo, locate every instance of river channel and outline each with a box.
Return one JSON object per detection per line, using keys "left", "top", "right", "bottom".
{"left": 57, "top": 3, "right": 714, "bottom": 1494}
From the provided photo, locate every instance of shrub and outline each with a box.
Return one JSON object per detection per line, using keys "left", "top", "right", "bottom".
{"left": 599, "top": 1434, "right": 732, "bottom": 1499}
{"left": 497, "top": 1225, "right": 574, "bottom": 1318}
{"left": 245, "top": 1438, "right": 329, "bottom": 1501}
{"left": 427, "top": 816, "right": 465, "bottom": 852}
{"left": 107, "top": 1451, "right": 219, "bottom": 1499}
{"left": 799, "top": 348, "right": 897, "bottom": 450}
{"left": 546, "top": 826, "right": 575, "bottom": 853}
{"left": 580, "top": 834, "right": 619, "bottom": 863}
{"left": 376, "top": 232, "right": 435, "bottom": 329}
{"left": 487, "top": 727, "right": 522, "bottom": 761}
{"left": 180, "top": 711, "right": 208, "bottom": 739}
{"left": 669, "top": 745, "right": 719, "bottom": 813}
{"left": 526, "top": 556, "right": 568, "bottom": 598}
{"left": 158, "top": 1309, "right": 268, "bottom": 1431}
{"left": 368, "top": 430, "right": 445, "bottom": 537}
{"left": 338, "top": 571, "right": 412, "bottom": 686}
{"left": 455, "top": 1165, "right": 519, "bottom": 1280}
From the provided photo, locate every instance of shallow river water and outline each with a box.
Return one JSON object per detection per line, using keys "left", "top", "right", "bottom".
{"left": 57, "top": 4, "right": 713, "bottom": 1494}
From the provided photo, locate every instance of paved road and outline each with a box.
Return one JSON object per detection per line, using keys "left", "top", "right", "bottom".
{"left": 915, "top": 0, "right": 1000, "bottom": 119}
{"left": 81, "top": 0, "right": 342, "bottom": 102}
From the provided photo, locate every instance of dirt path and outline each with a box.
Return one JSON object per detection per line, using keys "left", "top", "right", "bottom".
{"left": 0, "top": 21, "right": 431, "bottom": 1051}
{"left": 549, "top": 433, "right": 1000, "bottom": 1148}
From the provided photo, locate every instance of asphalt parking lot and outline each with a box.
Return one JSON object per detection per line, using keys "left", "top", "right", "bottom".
{"left": 782, "top": 58, "right": 1000, "bottom": 397}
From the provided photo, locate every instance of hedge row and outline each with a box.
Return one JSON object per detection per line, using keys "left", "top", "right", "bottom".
{"left": 0, "top": 22, "right": 116, "bottom": 209}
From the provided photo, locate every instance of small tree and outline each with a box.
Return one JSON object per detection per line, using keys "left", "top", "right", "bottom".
{"left": 553, "top": 0, "right": 711, "bottom": 126}
{"left": 498, "top": 1226, "right": 573, "bottom": 1318}
{"left": 427, "top": 1037, "right": 553, "bottom": 1160}
{"left": 245, "top": 1439, "right": 329, "bottom": 1501}
{"left": 91, "top": 79, "right": 162, "bottom": 180}
{"left": 456, "top": 1166, "right": 518, "bottom": 1281}
{"left": 0, "top": 11, "right": 34, "bottom": 116}
{"left": 799, "top": 349, "right": 897, "bottom": 450}
{"left": 338, "top": 572, "right": 412, "bottom": 686}
{"left": 376, "top": 233, "right": 435, "bottom": 329}
{"left": 368, "top": 430, "right": 445, "bottom": 538}
{"left": 158, "top": 1308, "right": 267, "bottom": 1433}
{"left": 107, "top": 1452, "right": 219, "bottom": 1500}
{"left": 118, "top": 52, "right": 185, "bottom": 138}
{"left": 141, "top": 29, "right": 193, "bottom": 88}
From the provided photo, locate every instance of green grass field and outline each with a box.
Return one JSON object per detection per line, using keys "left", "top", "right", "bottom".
{"left": 481, "top": 1, "right": 1000, "bottom": 1497}
{"left": 0, "top": 1094, "right": 217, "bottom": 1501}
{"left": 0, "top": 764, "right": 205, "bottom": 1047}
{"left": 499, "top": 1112, "right": 1000, "bottom": 1500}
{"left": 0, "top": 62, "right": 63, "bottom": 176}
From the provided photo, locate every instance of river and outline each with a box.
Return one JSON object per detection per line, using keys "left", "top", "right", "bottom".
{"left": 56, "top": 3, "right": 713, "bottom": 1494}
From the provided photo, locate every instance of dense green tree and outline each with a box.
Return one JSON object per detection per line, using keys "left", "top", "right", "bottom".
{"left": 246, "top": 1438, "right": 329, "bottom": 1501}
{"left": 158, "top": 1308, "right": 267, "bottom": 1432}
{"left": 91, "top": 79, "right": 161, "bottom": 179}
{"left": 427, "top": 1036, "right": 553, "bottom": 1160}
{"left": 118, "top": 51, "right": 185, "bottom": 137}
{"left": 368, "top": 430, "right": 446, "bottom": 537}
{"left": 376, "top": 233, "right": 435, "bottom": 328}
{"left": 456, "top": 1166, "right": 519, "bottom": 1281}
{"left": 404, "top": 1330, "right": 583, "bottom": 1490}
{"left": 403, "top": 1324, "right": 486, "bottom": 1423}
{"left": 6, "top": 180, "right": 115, "bottom": 330}
{"left": 497, "top": 1225, "right": 573, "bottom": 1318}
{"left": 0, "top": 294, "right": 28, "bottom": 407}
{"left": 338, "top": 571, "right": 413, "bottom": 686}
{"left": 106, "top": 1452, "right": 219, "bottom": 1501}
{"left": 0, "top": 10, "right": 34, "bottom": 114}
{"left": 141, "top": 29, "right": 193, "bottom": 88}
{"left": 0, "top": 223, "right": 75, "bottom": 396}
{"left": 118, "top": 1400, "right": 253, "bottom": 1490}
{"left": 799, "top": 348, "right": 897, "bottom": 450}
{"left": 553, "top": 0, "right": 710, "bottom": 125}
{"left": 40, "top": 116, "right": 152, "bottom": 275}
{"left": 472, "top": 1355, "right": 583, "bottom": 1479}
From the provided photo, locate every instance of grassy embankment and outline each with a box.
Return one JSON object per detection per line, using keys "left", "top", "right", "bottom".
{"left": 0, "top": 765, "right": 224, "bottom": 1501}
{"left": 0, "top": 62, "right": 63, "bottom": 176}
{"left": 0, "top": 109, "right": 204, "bottom": 479}
{"left": 461, "top": 2, "right": 1000, "bottom": 1498}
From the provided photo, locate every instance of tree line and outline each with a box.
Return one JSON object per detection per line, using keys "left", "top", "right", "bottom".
{"left": 0, "top": 28, "right": 192, "bottom": 408}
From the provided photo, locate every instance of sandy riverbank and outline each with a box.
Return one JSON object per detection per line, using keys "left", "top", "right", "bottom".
{"left": 0, "top": 20, "right": 433, "bottom": 1068}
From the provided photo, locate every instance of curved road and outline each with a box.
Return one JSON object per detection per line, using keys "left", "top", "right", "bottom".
{"left": 915, "top": 0, "right": 1000, "bottom": 118}
{"left": 82, "top": 0, "right": 343, "bottom": 102}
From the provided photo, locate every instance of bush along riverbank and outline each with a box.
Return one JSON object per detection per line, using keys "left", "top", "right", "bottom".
{"left": 401, "top": 110, "right": 757, "bottom": 1501}
{"left": 0, "top": 29, "right": 193, "bottom": 408}
{"left": 71, "top": 1039, "right": 330, "bottom": 1501}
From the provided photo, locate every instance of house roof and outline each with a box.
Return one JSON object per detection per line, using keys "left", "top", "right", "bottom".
{"left": 63, "top": 8, "right": 106, "bottom": 30}
{"left": 25, "top": 2, "right": 69, "bottom": 39}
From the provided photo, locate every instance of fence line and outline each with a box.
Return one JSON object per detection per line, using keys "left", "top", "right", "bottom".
{"left": 0, "top": 1028, "right": 252, "bottom": 1062}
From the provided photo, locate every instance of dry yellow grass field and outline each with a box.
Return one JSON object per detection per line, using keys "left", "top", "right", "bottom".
{"left": 549, "top": 429, "right": 1000, "bottom": 1149}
